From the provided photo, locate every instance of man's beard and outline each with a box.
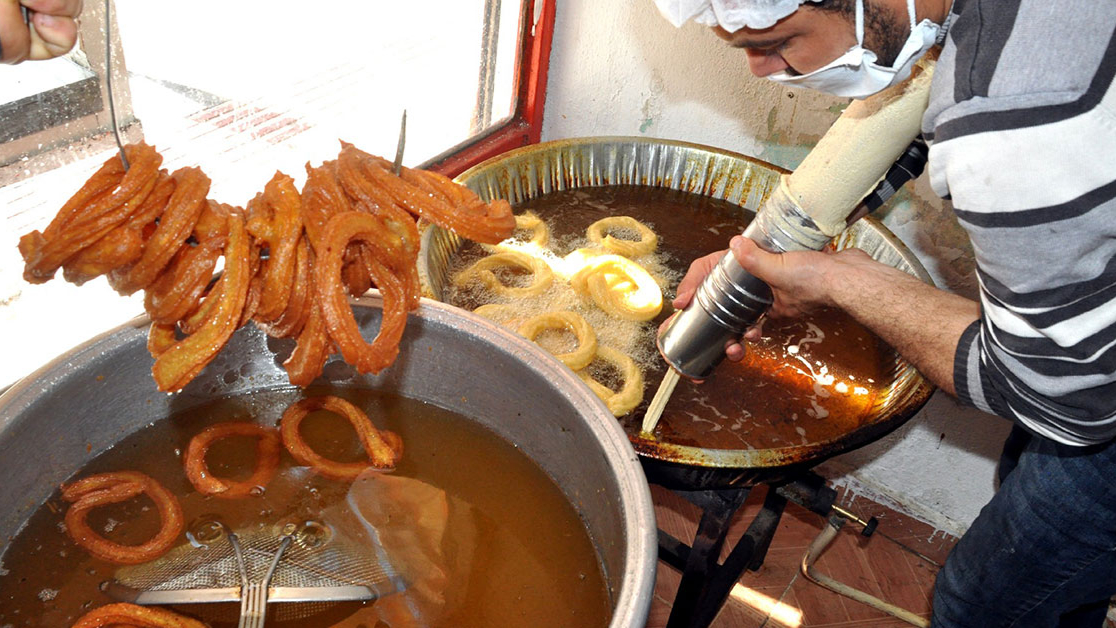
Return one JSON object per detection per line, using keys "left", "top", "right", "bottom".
{"left": 863, "top": 0, "right": 910, "bottom": 68}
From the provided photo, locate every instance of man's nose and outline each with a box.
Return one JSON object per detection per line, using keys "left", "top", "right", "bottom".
{"left": 745, "top": 48, "right": 791, "bottom": 77}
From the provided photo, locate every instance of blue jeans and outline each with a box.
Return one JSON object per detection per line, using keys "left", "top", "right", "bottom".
{"left": 931, "top": 425, "right": 1116, "bottom": 627}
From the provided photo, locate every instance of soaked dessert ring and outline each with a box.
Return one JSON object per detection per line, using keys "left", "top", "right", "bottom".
{"left": 184, "top": 422, "right": 282, "bottom": 499}
{"left": 586, "top": 215, "right": 657, "bottom": 258}
{"left": 517, "top": 310, "right": 599, "bottom": 371}
{"left": 453, "top": 250, "right": 554, "bottom": 298}
{"left": 570, "top": 253, "right": 663, "bottom": 321}
{"left": 280, "top": 395, "right": 403, "bottom": 481}
{"left": 71, "top": 602, "right": 207, "bottom": 627}
{"left": 578, "top": 346, "right": 644, "bottom": 416}
{"left": 61, "top": 471, "right": 184, "bottom": 565}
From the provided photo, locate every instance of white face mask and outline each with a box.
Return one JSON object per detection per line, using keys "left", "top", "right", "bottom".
{"left": 766, "top": 0, "right": 941, "bottom": 99}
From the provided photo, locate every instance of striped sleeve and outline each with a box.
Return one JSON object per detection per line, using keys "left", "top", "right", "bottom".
{"left": 924, "top": 0, "right": 1116, "bottom": 445}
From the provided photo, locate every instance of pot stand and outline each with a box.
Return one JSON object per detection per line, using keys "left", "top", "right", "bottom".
{"left": 653, "top": 471, "right": 837, "bottom": 628}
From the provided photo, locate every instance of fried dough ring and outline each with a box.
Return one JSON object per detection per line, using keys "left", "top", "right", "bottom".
{"left": 336, "top": 145, "right": 421, "bottom": 308}
{"left": 143, "top": 200, "right": 228, "bottom": 325}
{"left": 570, "top": 253, "right": 663, "bottom": 321}
{"left": 315, "top": 211, "right": 412, "bottom": 375}
{"left": 184, "top": 423, "right": 282, "bottom": 499}
{"left": 71, "top": 602, "right": 207, "bottom": 628}
{"left": 63, "top": 170, "right": 175, "bottom": 286}
{"left": 147, "top": 322, "right": 177, "bottom": 359}
{"left": 587, "top": 215, "right": 658, "bottom": 258}
{"left": 304, "top": 161, "right": 372, "bottom": 297}
{"left": 514, "top": 211, "right": 549, "bottom": 246}
{"left": 517, "top": 310, "right": 598, "bottom": 371}
{"left": 258, "top": 235, "right": 313, "bottom": 338}
{"left": 280, "top": 395, "right": 403, "bottom": 481}
{"left": 484, "top": 211, "right": 550, "bottom": 252}
{"left": 109, "top": 167, "right": 211, "bottom": 295}
{"left": 20, "top": 143, "right": 163, "bottom": 284}
{"left": 578, "top": 346, "right": 644, "bottom": 416}
{"left": 284, "top": 300, "right": 333, "bottom": 387}
{"left": 61, "top": 471, "right": 184, "bottom": 565}
{"left": 351, "top": 149, "right": 514, "bottom": 244}
{"left": 246, "top": 172, "right": 303, "bottom": 322}
{"left": 151, "top": 210, "right": 252, "bottom": 392}
{"left": 453, "top": 251, "right": 554, "bottom": 298}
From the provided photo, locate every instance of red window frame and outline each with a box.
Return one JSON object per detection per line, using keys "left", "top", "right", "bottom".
{"left": 424, "top": 0, "right": 555, "bottom": 178}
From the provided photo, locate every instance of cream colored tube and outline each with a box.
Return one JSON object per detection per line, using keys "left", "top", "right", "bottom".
{"left": 654, "top": 57, "right": 938, "bottom": 384}
{"left": 783, "top": 57, "right": 936, "bottom": 236}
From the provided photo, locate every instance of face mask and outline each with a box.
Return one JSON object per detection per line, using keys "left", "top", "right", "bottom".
{"left": 766, "top": 0, "right": 941, "bottom": 99}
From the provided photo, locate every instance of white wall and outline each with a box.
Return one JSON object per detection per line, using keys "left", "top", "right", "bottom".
{"left": 541, "top": 0, "right": 1013, "bottom": 534}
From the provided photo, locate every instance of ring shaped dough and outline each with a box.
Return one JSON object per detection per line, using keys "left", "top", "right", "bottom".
{"left": 578, "top": 346, "right": 644, "bottom": 416}
{"left": 453, "top": 250, "right": 553, "bottom": 298}
{"left": 586, "top": 216, "right": 657, "bottom": 258}
{"left": 484, "top": 211, "right": 550, "bottom": 252}
{"left": 517, "top": 310, "right": 598, "bottom": 371}
{"left": 514, "top": 211, "right": 549, "bottom": 247}
{"left": 570, "top": 254, "right": 663, "bottom": 321}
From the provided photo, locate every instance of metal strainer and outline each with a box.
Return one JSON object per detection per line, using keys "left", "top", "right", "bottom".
{"left": 104, "top": 515, "right": 404, "bottom": 626}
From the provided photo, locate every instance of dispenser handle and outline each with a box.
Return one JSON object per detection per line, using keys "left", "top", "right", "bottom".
{"left": 849, "top": 136, "right": 931, "bottom": 224}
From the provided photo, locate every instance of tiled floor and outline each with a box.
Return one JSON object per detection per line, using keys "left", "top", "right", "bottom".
{"left": 647, "top": 483, "right": 959, "bottom": 628}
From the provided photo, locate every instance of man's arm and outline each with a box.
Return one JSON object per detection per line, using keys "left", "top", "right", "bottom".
{"left": 673, "top": 235, "right": 980, "bottom": 395}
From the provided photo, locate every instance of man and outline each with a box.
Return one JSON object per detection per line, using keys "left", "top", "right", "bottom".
{"left": 0, "top": 0, "right": 82, "bottom": 64}
{"left": 654, "top": 0, "right": 1116, "bottom": 626}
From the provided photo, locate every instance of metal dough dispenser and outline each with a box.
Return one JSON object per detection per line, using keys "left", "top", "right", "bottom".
{"left": 656, "top": 60, "right": 936, "bottom": 383}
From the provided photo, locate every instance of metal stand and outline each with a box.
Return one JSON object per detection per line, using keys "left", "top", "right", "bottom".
{"left": 654, "top": 473, "right": 835, "bottom": 628}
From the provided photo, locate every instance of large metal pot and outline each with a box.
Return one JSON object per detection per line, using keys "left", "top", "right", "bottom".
{"left": 420, "top": 136, "right": 935, "bottom": 489}
{"left": 0, "top": 295, "right": 657, "bottom": 627}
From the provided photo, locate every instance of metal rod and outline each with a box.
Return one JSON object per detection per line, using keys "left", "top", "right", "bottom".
{"left": 103, "top": 0, "right": 129, "bottom": 170}
{"left": 832, "top": 504, "right": 943, "bottom": 567}
{"left": 392, "top": 110, "right": 407, "bottom": 176}
{"left": 801, "top": 517, "right": 931, "bottom": 627}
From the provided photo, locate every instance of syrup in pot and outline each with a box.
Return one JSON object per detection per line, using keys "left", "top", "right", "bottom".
{"left": 0, "top": 387, "right": 610, "bottom": 627}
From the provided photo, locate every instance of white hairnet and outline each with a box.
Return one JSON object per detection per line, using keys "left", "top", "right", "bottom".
{"left": 653, "top": 0, "right": 823, "bottom": 31}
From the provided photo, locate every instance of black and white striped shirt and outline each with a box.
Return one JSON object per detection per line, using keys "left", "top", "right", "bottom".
{"left": 923, "top": 0, "right": 1116, "bottom": 446}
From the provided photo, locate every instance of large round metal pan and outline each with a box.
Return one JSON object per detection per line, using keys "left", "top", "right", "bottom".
{"left": 419, "top": 136, "right": 935, "bottom": 488}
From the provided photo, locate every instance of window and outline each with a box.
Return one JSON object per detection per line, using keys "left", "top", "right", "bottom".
{"left": 0, "top": 0, "right": 554, "bottom": 389}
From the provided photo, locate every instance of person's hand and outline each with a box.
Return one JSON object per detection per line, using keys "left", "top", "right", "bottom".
{"left": 1, "top": 0, "right": 83, "bottom": 64}
{"left": 667, "top": 235, "right": 880, "bottom": 361}
{"left": 671, "top": 248, "right": 727, "bottom": 311}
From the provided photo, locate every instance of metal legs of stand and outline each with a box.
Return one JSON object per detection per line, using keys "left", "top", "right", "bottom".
{"left": 657, "top": 486, "right": 788, "bottom": 628}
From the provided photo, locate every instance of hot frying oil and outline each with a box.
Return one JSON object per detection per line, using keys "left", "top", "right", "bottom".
{"left": 0, "top": 388, "right": 610, "bottom": 627}
{"left": 446, "top": 185, "right": 891, "bottom": 450}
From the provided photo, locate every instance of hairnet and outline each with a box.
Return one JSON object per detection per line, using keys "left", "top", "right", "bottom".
{"left": 652, "top": 0, "right": 823, "bottom": 31}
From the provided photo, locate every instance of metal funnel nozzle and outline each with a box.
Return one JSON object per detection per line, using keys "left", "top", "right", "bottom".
{"left": 656, "top": 248, "right": 772, "bottom": 381}
{"left": 657, "top": 183, "right": 835, "bottom": 381}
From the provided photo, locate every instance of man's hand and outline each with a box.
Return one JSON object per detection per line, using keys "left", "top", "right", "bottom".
{"left": 671, "top": 231, "right": 980, "bottom": 395}
{"left": 670, "top": 236, "right": 850, "bottom": 361}
{"left": 1, "top": 0, "right": 83, "bottom": 64}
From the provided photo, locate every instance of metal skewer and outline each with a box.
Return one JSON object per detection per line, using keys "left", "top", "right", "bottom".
{"left": 104, "top": 0, "right": 129, "bottom": 170}
{"left": 392, "top": 110, "right": 407, "bottom": 175}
